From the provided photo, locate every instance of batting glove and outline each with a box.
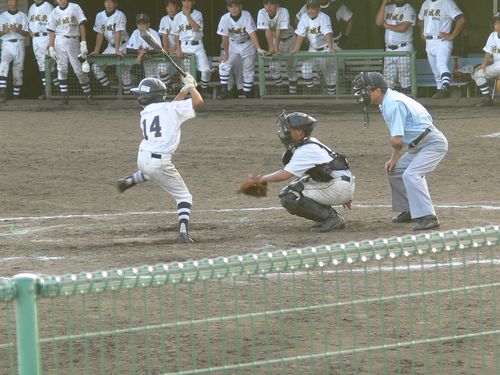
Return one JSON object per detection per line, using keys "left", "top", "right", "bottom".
{"left": 48, "top": 46, "right": 58, "bottom": 61}
{"left": 180, "top": 83, "right": 196, "bottom": 94}
{"left": 80, "top": 41, "right": 88, "bottom": 58}
{"left": 182, "top": 73, "right": 197, "bottom": 87}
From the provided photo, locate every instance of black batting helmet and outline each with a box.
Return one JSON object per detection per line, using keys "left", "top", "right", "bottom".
{"left": 131, "top": 78, "right": 166, "bottom": 105}
{"left": 491, "top": 12, "right": 500, "bottom": 29}
{"left": 352, "top": 71, "right": 387, "bottom": 106}
{"left": 276, "top": 110, "right": 316, "bottom": 149}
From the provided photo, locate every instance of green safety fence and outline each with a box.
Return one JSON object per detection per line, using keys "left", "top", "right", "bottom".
{"left": 257, "top": 50, "right": 417, "bottom": 98}
{"left": 0, "top": 225, "right": 498, "bottom": 374}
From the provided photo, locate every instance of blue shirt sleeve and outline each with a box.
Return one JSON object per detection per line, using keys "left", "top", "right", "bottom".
{"left": 385, "top": 100, "right": 407, "bottom": 137}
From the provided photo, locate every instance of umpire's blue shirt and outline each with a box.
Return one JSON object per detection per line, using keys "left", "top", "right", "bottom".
{"left": 379, "top": 88, "right": 434, "bottom": 145}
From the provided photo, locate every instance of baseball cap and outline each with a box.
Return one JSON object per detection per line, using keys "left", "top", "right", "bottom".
{"left": 136, "top": 13, "right": 150, "bottom": 23}
{"left": 306, "top": 0, "right": 321, "bottom": 8}
{"left": 226, "top": 0, "right": 243, "bottom": 6}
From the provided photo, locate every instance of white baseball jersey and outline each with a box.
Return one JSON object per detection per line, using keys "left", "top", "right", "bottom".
{"left": 295, "top": 12, "right": 333, "bottom": 49}
{"left": 0, "top": 9, "right": 29, "bottom": 41}
{"left": 217, "top": 10, "right": 256, "bottom": 45}
{"left": 384, "top": 3, "right": 416, "bottom": 45}
{"left": 47, "top": 2, "right": 86, "bottom": 37}
{"left": 296, "top": 3, "right": 352, "bottom": 23}
{"left": 138, "top": 99, "right": 196, "bottom": 155}
{"left": 256, "top": 7, "right": 294, "bottom": 40}
{"left": 93, "top": 9, "right": 128, "bottom": 51}
{"left": 158, "top": 15, "right": 176, "bottom": 48}
{"left": 127, "top": 28, "right": 161, "bottom": 51}
{"left": 483, "top": 32, "right": 500, "bottom": 63}
{"left": 418, "top": 0, "right": 462, "bottom": 36}
{"left": 172, "top": 10, "right": 204, "bottom": 42}
{"left": 28, "top": 1, "right": 53, "bottom": 34}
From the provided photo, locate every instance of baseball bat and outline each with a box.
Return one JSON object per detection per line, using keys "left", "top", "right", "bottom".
{"left": 139, "top": 29, "right": 186, "bottom": 77}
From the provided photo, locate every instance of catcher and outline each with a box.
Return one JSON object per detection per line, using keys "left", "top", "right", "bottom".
{"left": 248, "top": 111, "right": 355, "bottom": 233}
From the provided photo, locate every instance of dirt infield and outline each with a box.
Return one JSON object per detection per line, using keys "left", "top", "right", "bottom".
{"left": 0, "top": 97, "right": 498, "bottom": 276}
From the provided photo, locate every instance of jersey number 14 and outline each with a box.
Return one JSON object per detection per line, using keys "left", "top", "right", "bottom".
{"left": 142, "top": 115, "right": 162, "bottom": 140}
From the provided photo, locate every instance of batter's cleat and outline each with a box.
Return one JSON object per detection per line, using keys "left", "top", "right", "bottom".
{"left": 116, "top": 178, "right": 134, "bottom": 193}
{"left": 311, "top": 210, "right": 346, "bottom": 233}
{"left": 60, "top": 95, "right": 69, "bottom": 105}
{"left": 413, "top": 215, "right": 440, "bottom": 231}
{"left": 391, "top": 211, "right": 413, "bottom": 223}
{"left": 177, "top": 232, "right": 194, "bottom": 244}
{"left": 476, "top": 97, "right": 493, "bottom": 107}
{"left": 86, "top": 95, "right": 97, "bottom": 106}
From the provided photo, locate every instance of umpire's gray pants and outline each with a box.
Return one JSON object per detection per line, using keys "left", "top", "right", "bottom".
{"left": 388, "top": 128, "right": 448, "bottom": 219}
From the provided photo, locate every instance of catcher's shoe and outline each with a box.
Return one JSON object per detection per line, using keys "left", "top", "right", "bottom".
{"left": 116, "top": 178, "right": 134, "bottom": 193}
{"left": 60, "top": 95, "right": 69, "bottom": 105}
{"left": 86, "top": 95, "right": 97, "bottom": 106}
{"left": 476, "top": 96, "right": 493, "bottom": 107}
{"left": 177, "top": 232, "right": 194, "bottom": 244}
{"left": 391, "top": 211, "right": 413, "bottom": 223}
{"left": 413, "top": 215, "right": 440, "bottom": 231}
{"left": 311, "top": 210, "right": 346, "bottom": 233}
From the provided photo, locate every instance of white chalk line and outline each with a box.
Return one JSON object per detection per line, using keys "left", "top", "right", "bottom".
{"left": 0, "top": 256, "right": 64, "bottom": 263}
{"left": 1, "top": 203, "right": 499, "bottom": 223}
{"left": 481, "top": 132, "right": 500, "bottom": 138}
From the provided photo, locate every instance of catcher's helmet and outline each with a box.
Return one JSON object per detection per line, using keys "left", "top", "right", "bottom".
{"left": 276, "top": 110, "right": 317, "bottom": 149}
{"left": 352, "top": 71, "right": 387, "bottom": 106}
{"left": 131, "top": 78, "right": 166, "bottom": 105}
{"left": 491, "top": 12, "right": 500, "bottom": 29}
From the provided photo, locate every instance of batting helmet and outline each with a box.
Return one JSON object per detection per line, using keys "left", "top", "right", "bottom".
{"left": 352, "top": 71, "right": 387, "bottom": 106}
{"left": 276, "top": 110, "right": 317, "bottom": 149}
{"left": 491, "top": 12, "right": 500, "bottom": 29}
{"left": 131, "top": 78, "right": 166, "bottom": 105}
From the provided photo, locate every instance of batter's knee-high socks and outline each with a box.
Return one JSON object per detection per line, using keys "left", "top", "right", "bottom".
{"left": 477, "top": 82, "right": 491, "bottom": 98}
{"left": 0, "top": 76, "right": 7, "bottom": 92}
{"left": 59, "top": 79, "right": 68, "bottom": 95}
{"left": 177, "top": 201, "right": 192, "bottom": 234}
{"left": 305, "top": 77, "right": 314, "bottom": 89}
{"left": 200, "top": 79, "right": 209, "bottom": 90}
{"left": 13, "top": 85, "right": 21, "bottom": 97}
{"left": 441, "top": 72, "right": 451, "bottom": 89}
{"left": 289, "top": 79, "right": 297, "bottom": 94}
{"left": 97, "top": 74, "right": 109, "bottom": 87}
{"left": 80, "top": 82, "right": 91, "bottom": 96}
{"left": 123, "top": 84, "right": 132, "bottom": 95}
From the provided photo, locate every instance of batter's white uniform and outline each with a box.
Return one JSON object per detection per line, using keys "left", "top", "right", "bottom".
{"left": 472, "top": 32, "right": 500, "bottom": 97}
{"left": 172, "top": 9, "right": 211, "bottom": 89}
{"left": 217, "top": 10, "right": 257, "bottom": 94}
{"left": 382, "top": 2, "right": 416, "bottom": 90}
{"left": 136, "top": 99, "right": 196, "bottom": 206}
{"left": 296, "top": 2, "right": 352, "bottom": 49}
{"left": 296, "top": 12, "right": 336, "bottom": 94}
{"left": 92, "top": 9, "right": 131, "bottom": 92}
{"left": 127, "top": 28, "right": 164, "bottom": 80}
{"left": 0, "top": 9, "right": 29, "bottom": 97}
{"left": 418, "top": 0, "right": 463, "bottom": 89}
{"left": 257, "top": 7, "right": 297, "bottom": 92}
{"left": 28, "top": 0, "right": 54, "bottom": 86}
{"left": 47, "top": 2, "right": 91, "bottom": 96}
{"left": 284, "top": 137, "right": 354, "bottom": 206}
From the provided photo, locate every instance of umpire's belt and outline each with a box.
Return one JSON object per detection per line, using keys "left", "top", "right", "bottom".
{"left": 151, "top": 153, "right": 162, "bottom": 159}
{"left": 314, "top": 45, "right": 329, "bottom": 51}
{"left": 386, "top": 42, "right": 407, "bottom": 50}
{"left": 425, "top": 35, "right": 441, "bottom": 40}
{"left": 182, "top": 40, "right": 200, "bottom": 45}
{"left": 33, "top": 32, "right": 48, "bottom": 37}
{"left": 408, "top": 127, "right": 432, "bottom": 148}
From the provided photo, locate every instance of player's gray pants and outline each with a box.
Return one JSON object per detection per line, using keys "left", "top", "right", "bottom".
{"left": 301, "top": 50, "right": 336, "bottom": 87}
{"left": 54, "top": 36, "right": 89, "bottom": 84}
{"left": 270, "top": 36, "right": 297, "bottom": 83}
{"left": 388, "top": 128, "right": 448, "bottom": 219}
{"left": 296, "top": 175, "right": 355, "bottom": 207}
{"left": 0, "top": 40, "right": 25, "bottom": 86}
{"left": 383, "top": 52, "right": 412, "bottom": 89}
{"left": 137, "top": 150, "right": 192, "bottom": 205}
{"left": 92, "top": 62, "right": 132, "bottom": 87}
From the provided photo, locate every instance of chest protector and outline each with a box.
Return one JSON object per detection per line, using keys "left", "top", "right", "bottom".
{"left": 282, "top": 138, "right": 350, "bottom": 182}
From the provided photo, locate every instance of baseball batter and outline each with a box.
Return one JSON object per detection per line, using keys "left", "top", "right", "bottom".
{"left": 296, "top": 0, "right": 353, "bottom": 50}
{"left": 257, "top": 0, "right": 297, "bottom": 94}
{"left": 173, "top": 0, "right": 211, "bottom": 96}
{"left": 28, "top": 0, "right": 58, "bottom": 100}
{"left": 471, "top": 13, "right": 500, "bottom": 107}
{"left": 217, "top": 0, "right": 266, "bottom": 99}
{"left": 116, "top": 74, "right": 203, "bottom": 244}
{"left": 89, "top": 0, "right": 132, "bottom": 95}
{"left": 47, "top": 0, "right": 95, "bottom": 105}
{"left": 158, "top": 0, "right": 181, "bottom": 91}
{"left": 291, "top": 0, "right": 337, "bottom": 95}
{"left": 127, "top": 14, "right": 165, "bottom": 83}
{"left": 0, "top": 0, "right": 29, "bottom": 103}
{"left": 376, "top": 0, "right": 416, "bottom": 95}
{"left": 418, "top": 0, "right": 465, "bottom": 99}
{"left": 353, "top": 72, "right": 448, "bottom": 230}
{"left": 256, "top": 111, "right": 354, "bottom": 233}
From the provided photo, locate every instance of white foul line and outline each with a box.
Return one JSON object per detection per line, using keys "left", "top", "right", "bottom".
{"left": 0, "top": 203, "right": 499, "bottom": 223}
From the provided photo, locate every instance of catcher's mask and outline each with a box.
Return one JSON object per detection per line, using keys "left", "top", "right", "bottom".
{"left": 276, "top": 110, "right": 317, "bottom": 150}
{"left": 131, "top": 78, "right": 166, "bottom": 105}
{"left": 352, "top": 71, "right": 387, "bottom": 128}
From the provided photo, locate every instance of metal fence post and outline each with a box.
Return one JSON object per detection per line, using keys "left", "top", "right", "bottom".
{"left": 411, "top": 51, "right": 417, "bottom": 98}
{"left": 258, "top": 55, "right": 266, "bottom": 98}
{"left": 14, "top": 274, "right": 42, "bottom": 375}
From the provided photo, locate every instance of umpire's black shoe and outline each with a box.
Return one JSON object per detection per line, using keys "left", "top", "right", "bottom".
{"left": 392, "top": 211, "right": 413, "bottom": 223}
{"left": 177, "top": 232, "right": 194, "bottom": 244}
{"left": 413, "top": 215, "right": 440, "bottom": 231}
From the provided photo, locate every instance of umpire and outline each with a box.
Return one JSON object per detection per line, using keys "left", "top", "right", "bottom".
{"left": 353, "top": 72, "right": 448, "bottom": 230}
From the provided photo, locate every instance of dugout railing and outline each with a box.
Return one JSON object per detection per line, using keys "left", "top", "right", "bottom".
{"left": 0, "top": 225, "right": 499, "bottom": 374}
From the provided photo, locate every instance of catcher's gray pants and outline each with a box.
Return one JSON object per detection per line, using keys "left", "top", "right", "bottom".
{"left": 388, "top": 128, "right": 448, "bottom": 219}
{"left": 137, "top": 150, "right": 192, "bottom": 205}
{"left": 300, "top": 175, "right": 355, "bottom": 207}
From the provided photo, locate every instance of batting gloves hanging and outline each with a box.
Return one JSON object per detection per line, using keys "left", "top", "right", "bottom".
{"left": 48, "top": 47, "right": 58, "bottom": 61}
{"left": 79, "top": 41, "right": 88, "bottom": 58}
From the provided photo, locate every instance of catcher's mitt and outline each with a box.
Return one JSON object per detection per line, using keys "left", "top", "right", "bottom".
{"left": 238, "top": 176, "right": 268, "bottom": 197}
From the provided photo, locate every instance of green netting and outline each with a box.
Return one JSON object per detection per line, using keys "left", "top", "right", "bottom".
{"left": 6, "top": 225, "right": 500, "bottom": 374}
